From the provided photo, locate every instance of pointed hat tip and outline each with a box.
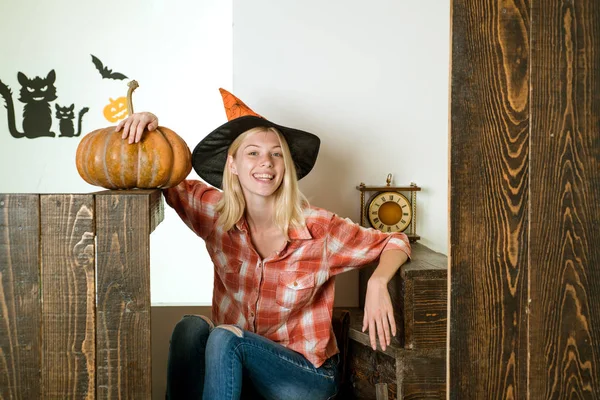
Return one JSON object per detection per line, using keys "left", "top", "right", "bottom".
{"left": 219, "top": 88, "right": 262, "bottom": 121}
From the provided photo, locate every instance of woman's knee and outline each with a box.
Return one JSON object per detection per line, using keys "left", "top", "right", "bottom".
{"left": 205, "top": 324, "right": 244, "bottom": 355}
{"left": 169, "top": 315, "right": 213, "bottom": 353}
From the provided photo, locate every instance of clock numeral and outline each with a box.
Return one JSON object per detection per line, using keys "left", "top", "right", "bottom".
{"left": 402, "top": 204, "right": 407, "bottom": 208}
{"left": 387, "top": 227, "right": 391, "bottom": 232}
{"left": 378, "top": 224, "right": 384, "bottom": 230}
{"left": 401, "top": 219, "right": 406, "bottom": 224}
{"left": 395, "top": 225, "right": 400, "bottom": 230}
{"left": 390, "top": 195, "right": 394, "bottom": 201}
{"left": 371, "top": 211, "right": 378, "bottom": 215}
{"left": 373, "top": 218, "right": 380, "bottom": 224}
{"left": 381, "top": 196, "right": 386, "bottom": 202}
{"left": 403, "top": 212, "right": 409, "bottom": 216}
{"left": 374, "top": 203, "right": 380, "bottom": 207}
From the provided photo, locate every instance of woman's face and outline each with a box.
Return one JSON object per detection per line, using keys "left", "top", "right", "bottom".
{"left": 229, "top": 129, "right": 285, "bottom": 200}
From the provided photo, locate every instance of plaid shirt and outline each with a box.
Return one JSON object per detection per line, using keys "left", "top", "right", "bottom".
{"left": 164, "top": 180, "right": 411, "bottom": 367}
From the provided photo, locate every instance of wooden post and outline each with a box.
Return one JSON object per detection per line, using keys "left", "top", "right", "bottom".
{"left": 450, "top": 0, "right": 600, "bottom": 398}
{"left": 95, "top": 190, "right": 161, "bottom": 399}
{"left": 0, "top": 190, "right": 163, "bottom": 399}
{"left": 0, "top": 195, "right": 41, "bottom": 400}
{"left": 41, "top": 195, "right": 96, "bottom": 398}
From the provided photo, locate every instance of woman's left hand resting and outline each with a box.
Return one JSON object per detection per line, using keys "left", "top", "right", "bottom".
{"left": 362, "top": 248, "right": 408, "bottom": 351}
{"left": 362, "top": 277, "right": 396, "bottom": 351}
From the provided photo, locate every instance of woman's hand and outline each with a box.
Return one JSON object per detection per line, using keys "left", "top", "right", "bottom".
{"left": 362, "top": 276, "right": 396, "bottom": 351}
{"left": 115, "top": 112, "right": 159, "bottom": 144}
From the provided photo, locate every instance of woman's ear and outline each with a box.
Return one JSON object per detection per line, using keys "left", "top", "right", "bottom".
{"left": 227, "top": 155, "right": 238, "bottom": 175}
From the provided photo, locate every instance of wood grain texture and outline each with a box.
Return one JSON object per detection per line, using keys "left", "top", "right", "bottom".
{"left": 41, "top": 195, "right": 96, "bottom": 399}
{"left": 0, "top": 195, "right": 41, "bottom": 399}
{"left": 95, "top": 193, "right": 152, "bottom": 399}
{"left": 397, "top": 349, "right": 446, "bottom": 400}
{"left": 406, "top": 279, "right": 447, "bottom": 350}
{"left": 449, "top": 0, "right": 531, "bottom": 398}
{"left": 348, "top": 339, "right": 398, "bottom": 400}
{"left": 529, "top": 0, "right": 600, "bottom": 397}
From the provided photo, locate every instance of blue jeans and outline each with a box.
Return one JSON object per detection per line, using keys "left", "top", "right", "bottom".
{"left": 166, "top": 315, "right": 340, "bottom": 400}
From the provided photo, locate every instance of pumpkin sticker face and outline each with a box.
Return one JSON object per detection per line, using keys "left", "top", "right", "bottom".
{"left": 103, "top": 96, "right": 128, "bottom": 122}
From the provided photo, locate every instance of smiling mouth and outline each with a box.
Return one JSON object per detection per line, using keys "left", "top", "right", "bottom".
{"left": 253, "top": 173, "right": 274, "bottom": 181}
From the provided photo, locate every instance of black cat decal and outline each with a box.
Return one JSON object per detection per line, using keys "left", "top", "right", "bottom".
{"left": 55, "top": 104, "right": 89, "bottom": 137}
{"left": 0, "top": 70, "right": 57, "bottom": 138}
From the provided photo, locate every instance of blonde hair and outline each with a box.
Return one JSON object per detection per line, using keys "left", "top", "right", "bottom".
{"left": 215, "top": 126, "right": 308, "bottom": 239}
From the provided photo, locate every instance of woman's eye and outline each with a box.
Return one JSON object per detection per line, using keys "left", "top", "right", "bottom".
{"left": 248, "top": 151, "right": 258, "bottom": 156}
{"left": 272, "top": 152, "right": 282, "bottom": 157}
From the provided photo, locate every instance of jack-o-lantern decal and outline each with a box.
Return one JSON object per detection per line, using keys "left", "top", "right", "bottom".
{"left": 103, "top": 96, "right": 128, "bottom": 122}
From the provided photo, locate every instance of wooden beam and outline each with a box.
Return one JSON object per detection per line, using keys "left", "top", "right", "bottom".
{"left": 95, "top": 191, "right": 153, "bottom": 399}
{"left": 529, "top": 0, "right": 600, "bottom": 396}
{"left": 40, "top": 195, "right": 96, "bottom": 399}
{"left": 0, "top": 195, "right": 41, "bottom": 400}
{"left": 449, "top": 0, "right": 531, "bottom": 397}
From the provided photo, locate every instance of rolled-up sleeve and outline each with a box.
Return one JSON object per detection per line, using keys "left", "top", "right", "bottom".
{"left": 326, "top": 214, "right": 411, "bottom": 276}
{"left": 162, "top": 180, "right": 221, "bottom": 240}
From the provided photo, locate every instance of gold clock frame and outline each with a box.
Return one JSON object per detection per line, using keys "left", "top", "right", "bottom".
{"left": 357, "top": 174, "right": 421, "bottom": 242}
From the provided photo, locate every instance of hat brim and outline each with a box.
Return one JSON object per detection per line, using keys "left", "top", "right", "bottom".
{"left": 192, "top": 116, "right": 320, "bottom": 189}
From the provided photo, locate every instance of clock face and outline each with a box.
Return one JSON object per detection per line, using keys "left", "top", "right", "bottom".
{"left": 367, "top": 191, "right": 412, "bottom": 233}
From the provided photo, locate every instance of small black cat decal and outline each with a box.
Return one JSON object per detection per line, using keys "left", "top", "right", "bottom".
{"left": 55, "top": 104, "right": 89, "bottom": 137}
{"left": 0, "top": 70, "right": 58, "bottom": 138}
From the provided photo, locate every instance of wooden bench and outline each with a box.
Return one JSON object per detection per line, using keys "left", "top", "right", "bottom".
{"left": 344, "top": 243, "right": 448, "bottom": 399}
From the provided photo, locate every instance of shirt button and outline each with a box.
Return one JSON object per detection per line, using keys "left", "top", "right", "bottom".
{"left": 250, "top": 312, "right": 255, "bottom": 317}
{"left": 293, "top": 281, "right": 298, "bottom": 287}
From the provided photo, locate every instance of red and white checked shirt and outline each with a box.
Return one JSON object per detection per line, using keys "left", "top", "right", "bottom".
{"left": 163, "top": 180, "right": 411, "bottom": 367}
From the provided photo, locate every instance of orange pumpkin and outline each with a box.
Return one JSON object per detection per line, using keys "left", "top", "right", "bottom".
{"left": 76, "top": 81, "right": 192, "bottom": 189}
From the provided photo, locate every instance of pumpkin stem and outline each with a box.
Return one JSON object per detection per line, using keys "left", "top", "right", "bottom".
{"left": 126, "top": 80, "right": 139, "bottom": 115}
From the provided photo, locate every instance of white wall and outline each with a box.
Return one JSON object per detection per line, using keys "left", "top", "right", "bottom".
{"left": 1, "top": 0, "right": 449, "bottom": 307}
{"left": 233, "top": 1, "right": 450, "bottom": 305}
{"left": 0, "top": 0, "right": 232, "bottom": 305}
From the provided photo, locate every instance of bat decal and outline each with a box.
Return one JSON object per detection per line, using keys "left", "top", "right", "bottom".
{"left": 91, "top": 54, "right": 128, "bottom": 80}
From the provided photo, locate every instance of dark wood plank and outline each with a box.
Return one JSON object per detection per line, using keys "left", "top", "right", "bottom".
{"left": 0, "top": 195, "right": 41, "bottom": 399}
{"left": 529, "top": 0, "right": 600, "bottom": 397}
{"left": 95, "top": 192, "right": 152, "bottom": 399}
{"left": 405, "top": 279, "right": 447, "bottom": 350}
{"left": 449, "top": 0, "right": 530, "bottom": 398}
{"left": 348, "top": 339, "right": 398, "bottom": 400}
{"left": 398, "top": 349, "right": 446, "bottom": 400}
{"left": 40, "top": 195, "right": 95, "bottom": 399}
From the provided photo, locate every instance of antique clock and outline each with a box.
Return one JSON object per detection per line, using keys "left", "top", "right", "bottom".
{"left": 357, "top": 174, "right": 420, "bottom": 242}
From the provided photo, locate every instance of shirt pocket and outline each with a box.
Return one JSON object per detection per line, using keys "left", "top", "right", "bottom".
{"left": 221, "top": 260, "right": 243, "bottom": 291}
{"left": 275, "top": 271, "right": 316, "bottom": 310}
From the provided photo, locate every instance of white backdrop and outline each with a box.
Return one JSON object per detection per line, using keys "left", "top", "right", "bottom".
{"left": 0, "top": 0, "right": 232, "bottom": 305}
{"left": 1, "top": 0, "right": 449, "bottom": 306}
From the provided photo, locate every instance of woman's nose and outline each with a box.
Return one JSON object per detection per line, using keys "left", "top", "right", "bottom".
{"left": 259, "top": 155, "right": 273, "bottom": 167}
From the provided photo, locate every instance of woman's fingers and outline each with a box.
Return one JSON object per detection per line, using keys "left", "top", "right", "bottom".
{"left": 375, "top": 316, "right": 387, "bottom": 351}
{"left": 381, "top": 315, "right": 391, "bottom": 347}
{"left": 116, "top": 112, "right": 158, "bottom": 143}
{"left": 116, "top": 118, "right": 126, "bottom": 133}
{"left": 388, "top": 309, "right": 397, "bottom": 338}
{"left": 369, "top": 318, "right": 377, "bottom": 351}
{"left": 134, "top": 120, "right": 146, "bottom": 143}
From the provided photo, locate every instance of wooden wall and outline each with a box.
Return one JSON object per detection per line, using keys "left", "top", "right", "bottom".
{"left": 450, "top": 0, "right": 599, "bottom": 398}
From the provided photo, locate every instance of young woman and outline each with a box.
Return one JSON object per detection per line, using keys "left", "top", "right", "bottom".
{"left": 117, "top": 89, "right": 411, "bottom": 400}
